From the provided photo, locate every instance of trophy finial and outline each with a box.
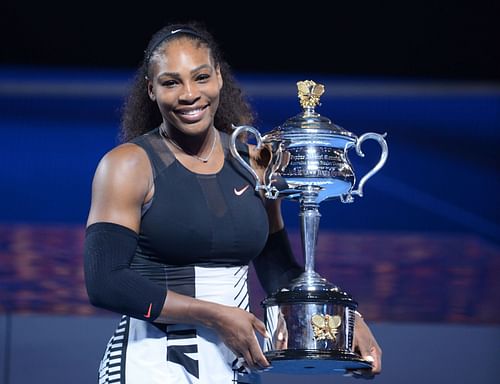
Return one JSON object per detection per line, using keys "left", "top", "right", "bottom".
{"left": 297, "top": 80, "right": 325, "bottom": 110}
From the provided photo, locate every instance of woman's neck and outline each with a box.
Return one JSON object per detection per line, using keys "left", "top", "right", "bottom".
{"left": 161, "top": 123, "right": 218, "bottom": 164}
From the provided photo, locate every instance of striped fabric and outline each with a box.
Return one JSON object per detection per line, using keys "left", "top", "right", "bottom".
{"left": 99, "top": 316, "right": 129, "bottom": 383}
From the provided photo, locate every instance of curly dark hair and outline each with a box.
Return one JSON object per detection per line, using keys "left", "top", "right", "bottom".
{"left": 119, "top": 21, "right": 255, "bottom": 142}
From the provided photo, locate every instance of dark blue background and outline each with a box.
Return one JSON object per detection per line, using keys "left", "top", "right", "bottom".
{"left": 1, "top": 68, "right": 498, "bottom": 245}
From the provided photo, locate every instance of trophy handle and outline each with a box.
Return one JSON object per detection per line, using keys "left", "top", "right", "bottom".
{"left": 229, "top": 124, "right": 280, "bottom": 199}
{"left": 349, "top": 132, "right": 388, "bottom": 198}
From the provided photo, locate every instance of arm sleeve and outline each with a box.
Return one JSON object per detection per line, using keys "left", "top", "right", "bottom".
{"left": 83, "top": 222, "right": 167, "bottom": 320}
{"left": 252, "top": 228, "right": 304, "bottom": 295}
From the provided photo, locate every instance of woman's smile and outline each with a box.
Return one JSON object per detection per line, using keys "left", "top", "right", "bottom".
{"left": 174, "top": 104, "right": 209, "bottom": 123}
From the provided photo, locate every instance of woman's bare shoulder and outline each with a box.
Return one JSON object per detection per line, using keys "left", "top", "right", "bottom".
{"left": 87, "top": 143, "right": 153, "bottom": 228}
{"left": 99, "top": 142, "right": 149, "bottom": 169}
{"left": 92, "top": 143, "right": 152, "bottom": 191}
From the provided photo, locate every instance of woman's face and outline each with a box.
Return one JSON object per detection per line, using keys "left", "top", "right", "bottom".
{"left": 148, "top": 38, "right": 223, "bottom": 137}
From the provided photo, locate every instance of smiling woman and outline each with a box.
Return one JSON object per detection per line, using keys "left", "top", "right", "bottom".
{"left": 82, "top": 21, "right": 381, "bottom": 383}
{"left": 147, "top": 35, "right": 224, "bottom": 172}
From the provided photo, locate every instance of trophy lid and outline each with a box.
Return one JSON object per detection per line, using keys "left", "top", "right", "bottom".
{"left": 262, "top": 287, "right": 357, "bottom": 307}
{"left": 265, "top": 80, "right": 356, "bottom": 142}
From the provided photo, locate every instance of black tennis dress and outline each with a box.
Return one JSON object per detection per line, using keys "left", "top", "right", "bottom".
{"left": 98, "top": 128, "right": 269, "bottom": 384}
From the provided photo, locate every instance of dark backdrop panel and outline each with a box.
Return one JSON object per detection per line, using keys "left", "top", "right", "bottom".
{"left": 1, "top": 1, "right": 499, "bottom": 80}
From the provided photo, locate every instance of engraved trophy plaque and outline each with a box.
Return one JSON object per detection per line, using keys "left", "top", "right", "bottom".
{"left": 230, "top": 80, "right": 388, "bottom": 374}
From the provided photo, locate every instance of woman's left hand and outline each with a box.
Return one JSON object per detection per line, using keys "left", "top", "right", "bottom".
{"left": 352, "top": 313, "right": 382, "bottom": 378}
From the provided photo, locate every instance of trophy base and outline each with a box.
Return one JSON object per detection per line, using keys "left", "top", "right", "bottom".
{"left": 264, "top": 349, "right": 372, "bottom": 374}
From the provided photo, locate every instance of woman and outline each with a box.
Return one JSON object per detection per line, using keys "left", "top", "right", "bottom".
{"left": 84, "top": 21, "right": 381, "bottom": 383}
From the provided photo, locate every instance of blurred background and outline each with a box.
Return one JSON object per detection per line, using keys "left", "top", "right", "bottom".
{"left": 0, "top": 1, "right": 499, "bottom": 383}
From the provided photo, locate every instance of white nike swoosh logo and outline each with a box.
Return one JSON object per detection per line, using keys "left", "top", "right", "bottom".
{"left": 234, "top": 185, "right": 250, "bottom": 196}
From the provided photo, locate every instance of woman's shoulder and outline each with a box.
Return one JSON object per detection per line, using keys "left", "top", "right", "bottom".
{"left": 102, "top": 142, "right": 148, "bottom": 166}
{"left": 95, "top": 142, "right": 151, "bottom": 181}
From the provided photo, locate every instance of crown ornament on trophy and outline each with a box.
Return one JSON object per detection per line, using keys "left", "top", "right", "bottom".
{"left": 230, "top": 80, "right": 388, "bottom": 375}
{"left": 297, "top": 80, "right": 325, "bottom": 109}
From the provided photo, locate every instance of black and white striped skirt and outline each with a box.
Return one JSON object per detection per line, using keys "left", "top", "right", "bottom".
{"left": 97, "top": 265, "right": 261, "bottom": 384}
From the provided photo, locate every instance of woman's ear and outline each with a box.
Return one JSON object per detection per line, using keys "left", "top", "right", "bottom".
{"left": 216, "top": 65, "right": 223, "bottom": 91}
{"left": 147, "top": 78, "right": 156, "bottom": 101}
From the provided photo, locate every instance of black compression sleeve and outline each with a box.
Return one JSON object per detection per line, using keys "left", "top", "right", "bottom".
{"left": 252, "top": 228, "right": 304, "bottom": 295}
{"left": 83, "top": 222, "right": 167, "bottom": 320}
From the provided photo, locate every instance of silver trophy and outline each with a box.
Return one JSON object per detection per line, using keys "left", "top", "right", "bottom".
{"left": 230, "top": 80, "right": 388, "bottom": 374}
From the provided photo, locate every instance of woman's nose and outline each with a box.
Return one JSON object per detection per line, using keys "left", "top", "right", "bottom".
{"left": 179, "top": 83, "right": 200, "bottom": 103}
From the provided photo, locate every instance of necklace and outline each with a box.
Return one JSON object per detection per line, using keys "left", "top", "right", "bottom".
{"left": 160, "top": 125, "right": 217, "bottom": 163}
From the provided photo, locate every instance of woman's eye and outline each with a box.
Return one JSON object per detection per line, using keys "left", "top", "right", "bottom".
{"left": 196, "top": 74, "right": 210, "bottom": 82}
{"left": 161, "top": 80, "right": 177, "bottom": 87}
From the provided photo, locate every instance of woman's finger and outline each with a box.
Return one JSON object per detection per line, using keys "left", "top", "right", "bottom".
{"left": 253, "top": 317, "right": 270, "bottom": 339}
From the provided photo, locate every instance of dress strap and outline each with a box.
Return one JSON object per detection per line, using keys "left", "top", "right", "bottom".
{"left": 131, "top": 127, "right": 175, "bottom": 180}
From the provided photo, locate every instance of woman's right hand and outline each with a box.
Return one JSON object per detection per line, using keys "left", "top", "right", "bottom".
{"left": 210, "top": 305, "right": 270, "bottom": 371}
{"left": 159, "top": 290, "right": 270, "bottom": 371}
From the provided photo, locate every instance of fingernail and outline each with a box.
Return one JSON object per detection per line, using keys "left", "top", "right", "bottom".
{"left": 365, "top": 355, "right": 375, "bottom": 362}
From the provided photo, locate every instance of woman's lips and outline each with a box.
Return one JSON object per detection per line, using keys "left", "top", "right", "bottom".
{"left": 175, "top": 105, "right": 208, "bottom": 123}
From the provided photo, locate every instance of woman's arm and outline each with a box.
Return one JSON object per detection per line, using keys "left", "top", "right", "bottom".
{"left": 246, "top": 144, "right": 304, "bottom": 295}
{"left": 252, "top": 203, "right": 304, "bottom": 296}
{"left": 84, "top": 143, "right": 166, "bottom": 317}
